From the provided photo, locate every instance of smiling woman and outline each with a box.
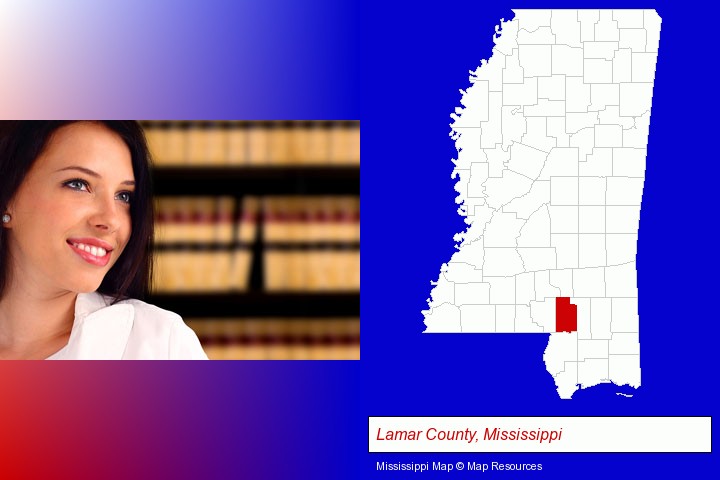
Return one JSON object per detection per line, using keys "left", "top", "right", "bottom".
{"left": 0, "top": 121, "right": 207, "bottom": 360}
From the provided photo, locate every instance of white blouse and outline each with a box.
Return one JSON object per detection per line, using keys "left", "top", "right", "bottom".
{"left": 47, "top": 292, "right": 208, "bottom": 360}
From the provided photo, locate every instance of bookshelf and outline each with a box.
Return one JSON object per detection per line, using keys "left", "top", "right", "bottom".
{"left": 142, "top": 121, "right": 360, "bottom": 360}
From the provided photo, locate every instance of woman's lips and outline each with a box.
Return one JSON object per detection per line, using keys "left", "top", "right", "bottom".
{"left": 67, "top": 240, "right": 112, "bottom": 267}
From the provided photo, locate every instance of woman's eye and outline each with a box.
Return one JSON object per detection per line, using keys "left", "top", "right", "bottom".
{"left": 64, "top": 179, "right": 89, "bottom": 191}
{"left": 116, "top": 191, "right": 133, "bottom": 204}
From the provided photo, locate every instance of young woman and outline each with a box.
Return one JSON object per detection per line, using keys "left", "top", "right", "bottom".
{"left": 0, "top": 121, "right": 207, "bottom": 359}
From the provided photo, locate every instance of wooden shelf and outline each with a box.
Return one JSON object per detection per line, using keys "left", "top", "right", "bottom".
{"left": 147, "top": 292, "right": 360, "bottom": 318}
{"left": 153, "top": 242, "right": 360, "bottom": 252}
{"left": 153, "top": 166, "right": 360, "bottom": 195}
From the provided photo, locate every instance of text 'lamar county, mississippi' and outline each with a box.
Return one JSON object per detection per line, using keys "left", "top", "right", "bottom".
{"left": 375, "top": 427, "right": 563, "bottom": 444}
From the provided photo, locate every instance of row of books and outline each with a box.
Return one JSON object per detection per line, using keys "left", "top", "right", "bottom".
{"left": 142, "top": 121, "right": 360, "bottom": 166}
{"left": 185, "top": 318, "right": 360, "bottom": 360}
{"left": 152, "top": 195, "right": 360, "bottom": 292}
{"left": 154, "top": 196, "right": 360, "bottom": 244}
{"left": 153, "top": 250, "right": 359, "bottom": 292}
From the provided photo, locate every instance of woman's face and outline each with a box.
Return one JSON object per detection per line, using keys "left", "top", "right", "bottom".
{"left": 4, "top": 122, "right": 134, "bottom": 295}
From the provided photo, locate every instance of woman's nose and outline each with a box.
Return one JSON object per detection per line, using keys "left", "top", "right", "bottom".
{"left": 89, "top": 195, "right": 122, "bottom": 232}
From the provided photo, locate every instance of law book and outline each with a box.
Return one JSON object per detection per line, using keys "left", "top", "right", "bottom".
{"left": 307, "top": 121, "right": 331, "bottom": 165}
{"left": 187, "top": 121, "right": 227, "bottom": 165}
{"left": 268, "top": 122, "right": 291, "bottom": 165}
{"left": 345, "top": 122, "right": 361, "bottom": 165}
{"left": 165, "top": 122, "right": 187, "bottom": 165}
{"left": 215, "top": 196, "right": 235, "bottom": 243}
{"left": 226, "top": 122, "right": 248, "bottom": 165}
{"left": 247, "top": 122, "right": 270, "bottom": 165}
{"left": 328, "top": 122, "right": 360, "bottom": 165}
{"left": 144, "top": 122, "right": 168, "bottom": 165}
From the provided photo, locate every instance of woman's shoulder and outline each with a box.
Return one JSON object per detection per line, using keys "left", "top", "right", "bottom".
{"left": 87, "top": 293, "right": 183, "bottom": 331}
{"left": 84, "top": 293, "right": 208, "bottom": 359}
{"left": 115, "top": 296, "right": 183, "bottom": 324}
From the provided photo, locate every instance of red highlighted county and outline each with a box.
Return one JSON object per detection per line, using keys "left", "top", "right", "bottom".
{"left": 555, "top": 297, "right": 577, "bottom": 333}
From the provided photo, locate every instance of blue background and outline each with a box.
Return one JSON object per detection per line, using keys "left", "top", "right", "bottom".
{"left": 362, "top": 1, "right": 718, "bottom": 477}
{"left": 0, "top": 0, "right": 716, "bottom": 478}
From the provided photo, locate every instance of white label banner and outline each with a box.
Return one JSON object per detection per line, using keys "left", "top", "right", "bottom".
{"left": 369, "top": 416, "right": 711, "bottom": 453}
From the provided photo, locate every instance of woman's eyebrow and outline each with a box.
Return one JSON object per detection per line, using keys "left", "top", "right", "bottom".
{"left": 55, "top": 165, "right": 135, "bottom": 186}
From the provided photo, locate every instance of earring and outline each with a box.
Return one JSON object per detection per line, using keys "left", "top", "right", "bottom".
{"left": 2, "top": 214, "right": 10, "bottom": 224}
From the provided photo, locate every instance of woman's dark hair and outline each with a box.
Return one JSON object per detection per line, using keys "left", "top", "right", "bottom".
{"left": 0, "top": 121, "right": 154, "bottom": 302}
